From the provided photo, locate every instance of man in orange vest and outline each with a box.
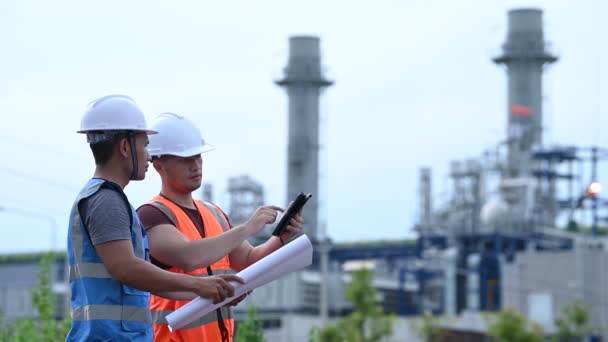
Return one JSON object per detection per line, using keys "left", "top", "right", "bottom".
{"left": 137, "top": 112, "right": 304, "bottom": 341}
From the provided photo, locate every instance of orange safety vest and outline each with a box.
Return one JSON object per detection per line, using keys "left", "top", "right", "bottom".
{"left": 147, "top": 195, "right": 234, "bottom": 342}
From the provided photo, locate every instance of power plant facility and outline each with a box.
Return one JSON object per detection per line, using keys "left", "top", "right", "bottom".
{"left": 1, "top": 6, "right": 607, "bottom": 342}
{"left": 227, "top": 8, "right": 608, "bottom": 341}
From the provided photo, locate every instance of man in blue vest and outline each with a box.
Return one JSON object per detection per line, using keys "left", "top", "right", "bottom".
{"left": 67, "top": 95, "right": 244, "bottom": 342}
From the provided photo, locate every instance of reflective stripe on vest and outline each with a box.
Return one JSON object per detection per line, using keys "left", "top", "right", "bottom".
{"left": 152, "top": 306, "right": 232, "bottom": 329}
{"left": 69, "top": 262, "right": 111, "bottom": 281}
{"left": 67, "top": 179, "right": 152, "bottom": 335}
{"left": 200, "top": 202, "right": 230, "bottom": 232}
{"left": 72, "top": 305, "right": 151, "bottom": 323}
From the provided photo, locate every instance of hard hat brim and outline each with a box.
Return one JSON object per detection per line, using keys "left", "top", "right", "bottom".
{"left": 76, "top": 128, "right": 158, "bottom": 135}
{"left": 149, "top": 143, "right": 215, "bottom": 158}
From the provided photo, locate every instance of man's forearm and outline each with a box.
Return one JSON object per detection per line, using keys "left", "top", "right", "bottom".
{"left": 154, "top": 291, "right": 197, "bottom": 301}
{"left": 116, "top": 257, "right": 197, "bottom": 293}
{"left": 246, "top": 236, "right": 283, "bottom": 266}
{"left": 178, "top": 225, "right": 253, "bottom": 271}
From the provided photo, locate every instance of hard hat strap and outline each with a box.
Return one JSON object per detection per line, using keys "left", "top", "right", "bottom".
{"left": 127, "top": 132, "right": 139, "bottom": 180}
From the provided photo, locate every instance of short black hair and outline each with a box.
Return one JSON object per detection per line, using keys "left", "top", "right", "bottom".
{"left": 89, "top": 132, "right": 129, "bottom": 166}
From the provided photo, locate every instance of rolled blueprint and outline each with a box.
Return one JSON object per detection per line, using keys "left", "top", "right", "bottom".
{"left": 166, "top": 234, "right": 314, "bottom": 331}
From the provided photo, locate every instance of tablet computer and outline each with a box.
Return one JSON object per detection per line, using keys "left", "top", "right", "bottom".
{"left": 272, "top": 192, "right": 312, "bottom": 236}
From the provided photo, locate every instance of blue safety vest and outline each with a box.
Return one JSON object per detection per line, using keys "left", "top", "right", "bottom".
{"left": 66, "top": 179, "right": 153, "bottom": 341}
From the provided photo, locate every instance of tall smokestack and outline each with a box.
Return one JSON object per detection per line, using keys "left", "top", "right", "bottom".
{"left": 493, "top": 9, "right": 557, "bottom": 178}
{"left": 276, "top": 36, "right": 333, "bottom": 242}
{"left": 418, "top": 167, "right": 433, "bottom": 233}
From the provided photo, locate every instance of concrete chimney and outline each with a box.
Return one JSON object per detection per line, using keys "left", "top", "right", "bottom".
{"left": 276, "top": 36, "right": 333, "bottom": 242}
{"left": 493, "top": 9, "right": 557, "bottom": 177}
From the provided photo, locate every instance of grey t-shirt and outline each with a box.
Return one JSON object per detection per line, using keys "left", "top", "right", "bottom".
{"left": 79, "top": 185, "right": 132, "bottom": 245}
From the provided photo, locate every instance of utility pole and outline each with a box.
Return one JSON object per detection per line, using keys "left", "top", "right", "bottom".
{"left": 591, "top": 147, "right": 599, "bottom": 236}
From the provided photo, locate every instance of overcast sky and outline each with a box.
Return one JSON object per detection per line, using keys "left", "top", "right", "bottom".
{"left": 0, "top": 0, "right": 606, "bottom": 252}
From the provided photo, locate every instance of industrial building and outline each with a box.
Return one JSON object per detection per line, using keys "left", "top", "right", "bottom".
{"left": 0, "top": 253, "right": 68, "bottom": 324}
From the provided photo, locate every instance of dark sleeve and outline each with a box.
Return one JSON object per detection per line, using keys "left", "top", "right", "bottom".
{"left": 79, "top": 188, "right": 132, "bottom": 245}
{"left": 137, "top": 204, "right": 174, "bottom": 231}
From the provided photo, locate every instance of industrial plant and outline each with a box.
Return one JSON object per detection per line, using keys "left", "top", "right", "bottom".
{"left": 224, "top": 8, "right": 608, "bottom": 341}
{"left": 0, "top": 7, "right": 606, "bottom": 342}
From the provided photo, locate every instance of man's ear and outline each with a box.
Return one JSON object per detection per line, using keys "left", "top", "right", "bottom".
{"left": 118, "top": 137, "right": 131, "bottom": 159}
{"left": 152, "top": 158, "right": 163, "bottom": 172}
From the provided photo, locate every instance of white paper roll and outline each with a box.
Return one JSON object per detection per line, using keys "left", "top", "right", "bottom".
{"left": 166, "top": 234, "right": 314, "bottom": 331}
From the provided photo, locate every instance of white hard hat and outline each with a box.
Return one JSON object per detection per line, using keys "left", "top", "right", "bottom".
{"left": 147, "top": 112, "right": 214, "bottom": 157}
{"left": 77, "top": 95, "right": 157, "bottom": 141}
